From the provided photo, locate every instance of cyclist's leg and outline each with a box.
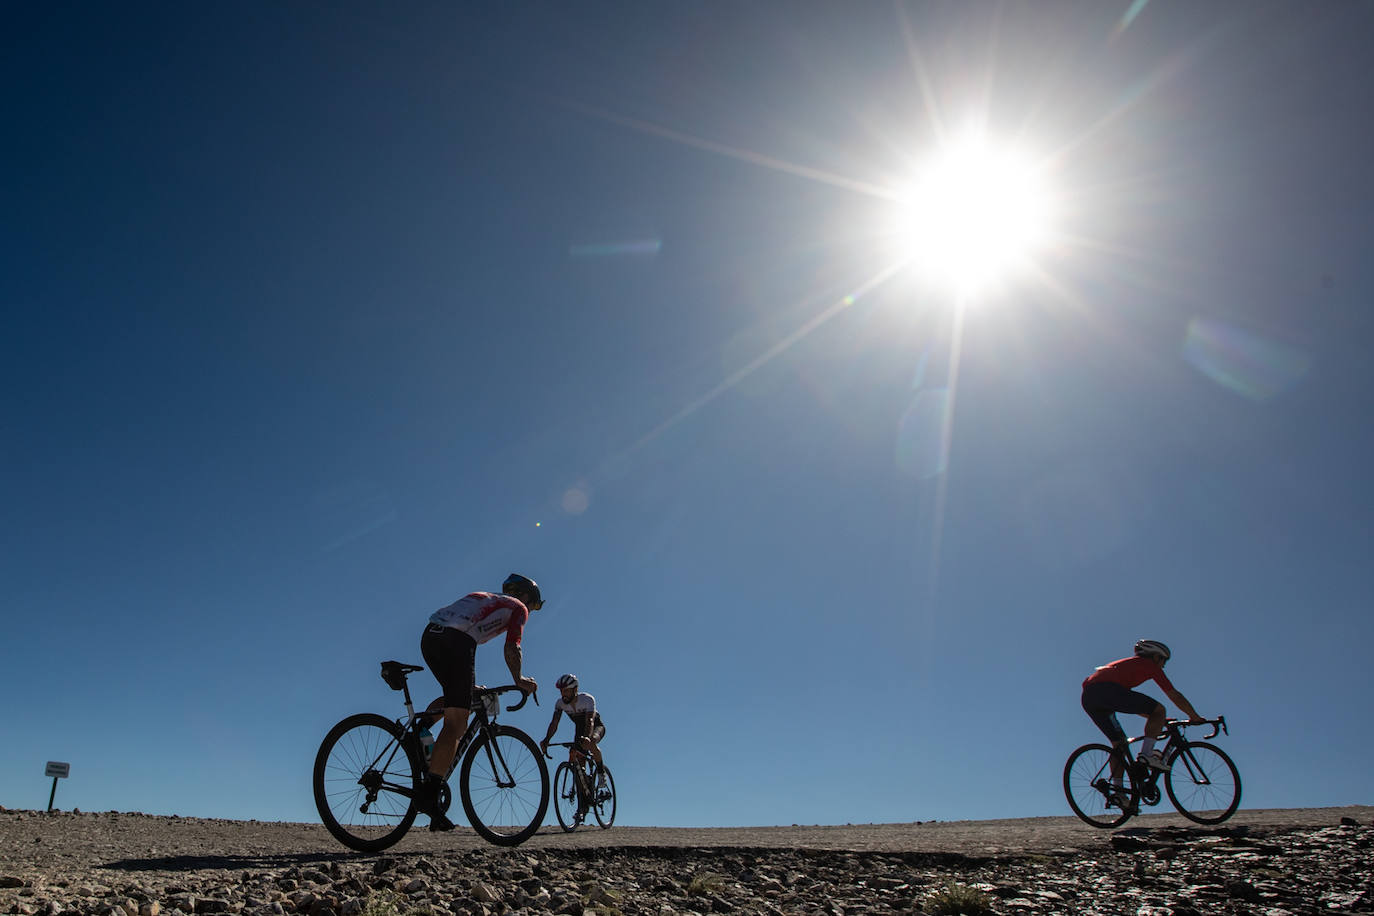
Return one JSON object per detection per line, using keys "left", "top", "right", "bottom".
{"left": 420, "top": 624, "right": 477, "bottom": 779}
{"left": 1105, "top": 724, "right": 1129, "bottom": 782}
{"left": 1108, "top": 687, "right": 1167, "bottom": 761}
{"left": 419, "top": 696, "right": 447, "bottom": 730}
{"left": 418, "top": 625, "right": 477, "bottom": 829}
{"left": 430, "top": 707, "right": 469, "bottom": 777}
{"left": 588, "top": 724, "right": 605, "bottom": 766}
{"left": 588, "top": 724, "right": 606, "bottom": 784}
{"left": 1139, "top": 701, "right": 1167, "bottom": 757}
{"left": 1081, "top": 684, "right": 1131, "bottom": 779}
{"left": 569, "top": 734, "right": 593, "bottom": 815}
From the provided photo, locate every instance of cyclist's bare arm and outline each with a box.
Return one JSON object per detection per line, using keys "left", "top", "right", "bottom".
{"left": 505, "top": 642, "right": 537, "bottom": 694}
{"left": 1166, "top": 688, "right": 1204, "bottom": 722}
{"left": 540, "top": 709, "right": 563, "bottom": 748}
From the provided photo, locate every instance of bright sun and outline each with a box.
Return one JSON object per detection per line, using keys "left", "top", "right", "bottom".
{"left": 890, "top": 135, "right": 1053, "bottom": 298}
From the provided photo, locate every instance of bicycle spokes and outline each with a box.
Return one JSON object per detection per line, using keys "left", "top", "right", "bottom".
{"left": 1165, "top": 741, "right": 1241, "bottom": 824}
{"left": 314, "top": 714, "right": 421, "bottom": 852}
{"left": 1064, "top": 743, "right": 1138, "bottom": 828}
{"left": 318, "top": 680, "right": 549, "bottom": 852}
{"left": 460, "top": 726, "right": 549, "bottom": 846}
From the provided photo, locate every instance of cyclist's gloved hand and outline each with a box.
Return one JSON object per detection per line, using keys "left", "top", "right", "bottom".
{"left": 517, "top": 676, "right": 538, "bottom": 695}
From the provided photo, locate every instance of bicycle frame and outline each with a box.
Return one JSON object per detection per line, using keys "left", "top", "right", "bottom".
{"left": 1078, "top": 717, "right": 1228, "bottom": 809}
{"left": 1123, "top": 717, "right": 1229, "bottom": 791}
{"left": 317, "top": 661, "right": 550, "bottom": 851}
{"left": 1065, "top": 714, "right": 1236, "bottom": 829}
{"left": 547, "top": 740, "right": 600, "bottom": 795}
{"left": 546, "top": 738, "right": 615, "bottom": 831}
{"left": 369, "top": 673, "right": 531, "bottom": 802}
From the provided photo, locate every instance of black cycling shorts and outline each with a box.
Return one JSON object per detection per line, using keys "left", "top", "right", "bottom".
{"left": 420, "top": 623, "right": 478, "bottom": 710}
{"left": 1081, "top": 681, "right": 1161, "bottom": 745}
{"left": 573, "top": 714, "right": 606, "bottom": 742}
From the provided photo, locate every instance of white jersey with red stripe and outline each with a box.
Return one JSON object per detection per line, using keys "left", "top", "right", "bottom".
{"left": 429, "top": 592, "right": 529, "bottom": 645}
{"left": 555, "top": 692, "right": 597, "bottom": 723}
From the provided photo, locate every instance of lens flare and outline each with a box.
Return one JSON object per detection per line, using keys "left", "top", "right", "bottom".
{"left": 561, "top": 487, "right": 590, "bottom": 515}
{"left": 1182, "top": 317, "right": 1311, "bottom": 401}
{"left": 896, "top": 388, "right": 952, "bottom": 479}
{"left": 568, "top": 239, "right": 662, "bottom": 258}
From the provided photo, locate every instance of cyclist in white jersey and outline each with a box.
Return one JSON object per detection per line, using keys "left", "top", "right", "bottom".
{"left": 415, "top": 573, "right": 543, "bottom": 831}
{"left": 539, "top": 673, "right": 607, "bottom": 808}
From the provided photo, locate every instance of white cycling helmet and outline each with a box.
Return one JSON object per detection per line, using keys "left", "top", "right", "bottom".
{"left": 1134, "top": 639, "right": 1171, "bottom": 662}
{"left": 556, "top": 673, "right": 578, "bottom": 691}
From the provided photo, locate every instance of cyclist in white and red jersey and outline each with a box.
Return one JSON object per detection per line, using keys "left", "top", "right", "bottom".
{"left": 1081, "top": 639, "right": 1205, "bottom": 806}
{"left": 415, "top": 573, "right": 543, "bottom": 831}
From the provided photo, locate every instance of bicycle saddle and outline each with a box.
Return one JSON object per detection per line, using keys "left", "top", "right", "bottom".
{"left": 380, "top": 660, "right": 424, "bottom": 690}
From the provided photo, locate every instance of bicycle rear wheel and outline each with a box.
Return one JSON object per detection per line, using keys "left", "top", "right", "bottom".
{"left": 592, "top": 764, "right": 616, "bottom": 829}
{"left": 552, "top": 762, "right": 579, "bottom": 832}
{"left": 1165, "top": 741, "right": 1241, "bottom": 824}
{"left": 1063, "top": 743, "right": 1138, "bottom": 828}
{"left": 313, "top": 713, "right": 420, "bottom": 852}
{"left": 459, "top": 725, "right": 549, "bottom": 846}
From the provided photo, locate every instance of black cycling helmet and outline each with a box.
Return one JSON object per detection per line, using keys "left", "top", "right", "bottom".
{"left": 1134, "top": 639, "right": 1171, "bottom": 662}
{"left": 502, "top": 573, "right": 543, "bottom": 610}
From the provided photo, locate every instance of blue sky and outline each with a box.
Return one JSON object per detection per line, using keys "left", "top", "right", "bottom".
{"left": 3, "top": 2, "right": 1372, "bottom": 827}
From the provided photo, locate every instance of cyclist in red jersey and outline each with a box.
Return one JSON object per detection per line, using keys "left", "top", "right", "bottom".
{"left": 1081, "top": 639, "right": 1206, "bottom": 806}
{"left": 414, "top": 573, "right": 543, "bottom": 832}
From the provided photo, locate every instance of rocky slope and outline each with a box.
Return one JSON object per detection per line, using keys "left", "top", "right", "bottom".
{"left": 2, "top": 807, "right": 1371, "bottom": 915}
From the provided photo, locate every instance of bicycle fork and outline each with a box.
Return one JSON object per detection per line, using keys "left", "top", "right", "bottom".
{"left": 1171, "top": 746, "right": 1211, "bottom": 786}
{"left": 480, "top": 730, "right": 519, "bottom": 788}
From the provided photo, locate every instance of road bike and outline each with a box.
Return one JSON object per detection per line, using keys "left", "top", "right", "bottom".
{"left": 313, "top": 661, "right": 549, "bottom": 851}
{"left": 545, "top": 741, "right": 616, "bottom": 831}
{"left": 1063, "top": 716, "right": 1241, "bottom": 828}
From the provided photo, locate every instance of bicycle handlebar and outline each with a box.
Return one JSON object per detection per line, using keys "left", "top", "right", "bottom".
{"left": 1170, "top": 715, "right": 1228, "bottom": 740}
{"left": 542, "top": 740, "right": 587, "bottom": 759}
{"left": 474, "top": 684, "right": 540, "bottom": 711}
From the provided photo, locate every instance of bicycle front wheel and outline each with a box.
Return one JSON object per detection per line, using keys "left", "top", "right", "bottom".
{"left": 552, "top": 762, "right": 579, "bottom": 832}
{"left": 459, "top": 725, "right": 549, "bottom": 846}
{"left": 1165, "top": 741, "right": 1241, "bottom": 824}
{"left": 592, "top": 764, "right": 616, "bottom": 829}
{"left": 1063, "top": 743, "right": 1137, "bottom": 828}
{"left": 313, "top": 713, "right": 420, "bottom": 852}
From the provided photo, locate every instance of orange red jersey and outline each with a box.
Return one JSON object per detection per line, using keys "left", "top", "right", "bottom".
{"left": 1083, "top": 655, "right": 1175, "bottom": 692}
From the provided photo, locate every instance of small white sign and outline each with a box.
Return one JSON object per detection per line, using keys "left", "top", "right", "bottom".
{"left": 45, "top": 761, "right": 70, "bottom": 779}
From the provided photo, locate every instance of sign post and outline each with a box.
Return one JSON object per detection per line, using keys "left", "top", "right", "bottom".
{"left": 44, "top": 761, "right": 70, "bottom": 812}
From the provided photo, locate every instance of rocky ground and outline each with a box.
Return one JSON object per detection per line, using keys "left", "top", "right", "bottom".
{"left": 2, "top": 807, "right": 1371, "bottom": 915}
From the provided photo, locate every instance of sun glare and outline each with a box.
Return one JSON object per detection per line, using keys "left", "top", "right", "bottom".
{"left": 890, "top": 136, "right": 1053, "bottom": 297}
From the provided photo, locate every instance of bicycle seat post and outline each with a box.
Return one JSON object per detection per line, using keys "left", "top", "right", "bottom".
{"left": 380, "top": 661, "right": 422, "bottom": 728}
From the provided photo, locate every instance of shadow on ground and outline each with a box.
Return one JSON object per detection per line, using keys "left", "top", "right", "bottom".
{"left": 100, "top": 852, "right": 365, "bottom": 872}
